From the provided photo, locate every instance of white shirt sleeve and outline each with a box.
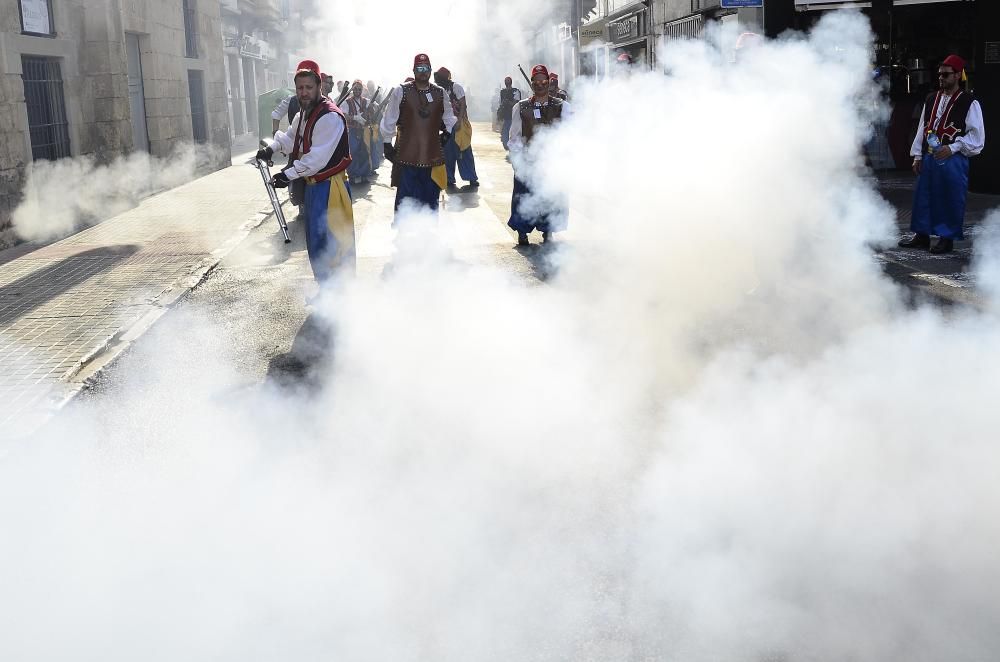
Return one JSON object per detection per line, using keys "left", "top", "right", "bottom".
{"left": 268, "top": 113, "right": 299, "bottom": 155}
{"left": 452, "top": 82, "right": 466, "bottom": 100}
{"left": 272, "top": 95, "right": 291, "bottom": 121}
{"left": 380, "top": 85, "right": 404, "bottom": 143}
{"left": 508, "top": 102, "right": 524, "bottom": 152}
{"left": 442, "top": 91, "right": 458, "bottom": 133}
{"left": 275, "top": 112, "right": 345, "bottom": 181}
{"left": 951, "top": 100, "right": 985, "bottom": 157}
{"left": 910, "top": 104, "right": 927, "bottom": 159}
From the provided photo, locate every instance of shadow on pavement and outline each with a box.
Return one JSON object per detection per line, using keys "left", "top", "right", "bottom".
{"left": 0, "top": 245, "right": 140, "bottom": 326}
{"left": 265, "top": 312, "right": 336, "bottom": 393}
{"left": 513, "top": 241, "right": 560, "bottom": 281}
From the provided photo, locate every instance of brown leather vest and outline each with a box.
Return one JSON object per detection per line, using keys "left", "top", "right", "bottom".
{"left": 518, "top": 98, "right": 563, "bottom": 145}
{"left": 396, "top": 83, "right": 446, "bottom": 167}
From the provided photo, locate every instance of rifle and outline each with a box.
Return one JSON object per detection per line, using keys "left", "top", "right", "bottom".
{"left": 517, "top": 64, "right": 532, "bottom": 87}
{"left": 253, "top": 146, "right": 292, "bottom": 244}
{"left": 335, "top": 82, "right": 351, "bottom": 106}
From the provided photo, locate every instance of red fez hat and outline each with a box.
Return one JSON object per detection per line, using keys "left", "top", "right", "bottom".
{"left": 436, "top": 67, "right": 451, "bottom": 79}
{"left": 294, "top": 59, "right": 321, "bottom": 84}
{"left": 353, "top": 79, "right": 363, "bottom": 85}
{"left": 296, "top": 59, "right": 320, "bottom": 74}
{"left": 413, "top": 54, "right": 431, "bottom": 68}
{"left": 549, "top": 73, "right": 559, "bottom": 81}
{"left": 942, "top": 54, "right": 966, "bottom": 73}
{"left": 531, "top": 64, "right": 549, "bottom": 79}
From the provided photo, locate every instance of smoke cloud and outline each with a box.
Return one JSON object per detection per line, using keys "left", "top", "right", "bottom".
{"left": 11, "top": 144, "right": 220, "bottom": 243}
{"left": 2, "top": 10, "right": 1000, "bottom": 662}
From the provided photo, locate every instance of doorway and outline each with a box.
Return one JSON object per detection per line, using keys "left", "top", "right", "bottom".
{"left": 125, "top": 33, "right": 149, "bottom": 152}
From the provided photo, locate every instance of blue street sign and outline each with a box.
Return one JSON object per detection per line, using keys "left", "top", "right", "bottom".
{"left": 721, "top": 0, "right": 764, "bottom": 7}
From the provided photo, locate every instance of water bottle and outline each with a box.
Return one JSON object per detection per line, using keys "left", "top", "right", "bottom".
{"left": 926, "top": 132, "right": 944, "bottom": 164}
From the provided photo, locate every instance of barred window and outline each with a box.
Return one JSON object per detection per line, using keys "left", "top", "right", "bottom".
{"left": 21, "top": 56, "right": 71, "bottom": 161}
{"left": 183, "top": 0, "right": 198, "bottom": 58}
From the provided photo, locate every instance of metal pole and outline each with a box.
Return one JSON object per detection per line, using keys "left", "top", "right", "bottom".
{"left": 255, "top": 159, "right": 292, "bottom": 243}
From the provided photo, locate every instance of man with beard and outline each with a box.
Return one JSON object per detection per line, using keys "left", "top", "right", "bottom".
{"left": 507, "top": 64, "right": 571, "bottom": 246}
{"left": 380, "top": 54, "right": 457, "bottom": 218}
{"left": 497, "top": 76, "right": 522, "bottom": 151}
{"left": 344, "top": 79, "right": 372, "bottom": 185}
{"left": 257, "top": 59, "right": 356, "bottom": 284}
{"left": 434, "top": 66, "right": 479, "bottom": 191}
{"left": 898, "top": 54, "right": 985, "bottom": 254}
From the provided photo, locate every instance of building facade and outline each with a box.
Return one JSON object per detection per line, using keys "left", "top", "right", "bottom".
{"left": 221, "top": 0, "right": 301, "bottom": 141}
{"left": 1, "top": 0, "right": 232, "bottom": 232}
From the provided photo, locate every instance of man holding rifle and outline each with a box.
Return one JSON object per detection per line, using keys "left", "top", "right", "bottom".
{"left": 256, "top": 59, "right": 356, "bottom": 284}
{"left": 507, "top": 64, "right": 571, "bottom": 246}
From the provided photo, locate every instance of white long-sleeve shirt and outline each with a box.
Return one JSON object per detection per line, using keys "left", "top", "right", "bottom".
{"left": 380, "top": 84, "right": 458, "bottom": 143}
{"left": 909, "top": 94, "right": 985, "bottom": 159}
{"left": 266, "top": 107, "right": 346, "bottom": 181}
{"left": 272, "top": 94, "right": 292, "bottom": 121}
{"left": 508, "top": 98, "right": 572, "bottom": 152}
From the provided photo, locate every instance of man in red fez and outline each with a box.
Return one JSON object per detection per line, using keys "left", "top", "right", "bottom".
{"left": 256, "top": 60, "right": 356, "bottom": 284}
{"left": 899, "top": 54, "right": 985, "bottom": 254}
{"left": 433, "top": 66, "right": 480, "bottom": 191}
{"left": 379, "top": 54, "right": 458, "bottom": 219}
{"left": 506, "top": 64, "right": 572, "bottom": 246}
{"left": 344, "top": 79, "right": 372, "bottom": 185}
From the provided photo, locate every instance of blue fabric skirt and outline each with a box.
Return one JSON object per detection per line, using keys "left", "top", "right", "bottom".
{"left": 507, "top": 176, "right": 567, "bottom": 234}
{"left": 304, "top": 176, "right": 355, "bottom": 283}
{"left": 911, "top": 153, "right": 969, "bottom": 240}
{"left": 394, "top": 165, "right": 441, "bottom": 215}
{"left": 443, "top": 138, "right": 478, "bottom": 185}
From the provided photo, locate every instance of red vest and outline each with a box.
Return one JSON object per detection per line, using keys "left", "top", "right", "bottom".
{"left": 290, "top": 97, "right": 352, "bottom": 181}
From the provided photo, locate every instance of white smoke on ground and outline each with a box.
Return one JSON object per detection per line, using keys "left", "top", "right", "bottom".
{"left": 11, "top": 144, "right": 219, "bottom": 243}
{"left": 3, "top": 10, "right": 1000, "bottom": 662}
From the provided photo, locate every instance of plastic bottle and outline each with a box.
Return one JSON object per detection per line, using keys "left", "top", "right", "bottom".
{"left": 926, "top": 132, "right": 944, "bottom": 164}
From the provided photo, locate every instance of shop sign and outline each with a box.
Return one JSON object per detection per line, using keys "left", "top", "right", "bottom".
{"left": 580, "top": 21, "right": 607, "bottom": 45}
{"left": 20, "top": 0, "right": 53, "bottom": 35}
{"left": 610, "top": 15, "right": 638, "bottom": 42}
{"left": 239, "top": 34, "right": 271, "bottom": 61}
{"left": 722, "top": 0, "right": 763, "bottom": 6}
{"left": 986, "top": 42, "right": 1000, "bottom": 65}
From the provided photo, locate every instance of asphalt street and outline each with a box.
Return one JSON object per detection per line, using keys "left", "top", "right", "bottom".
{"left": 76, "top": 126, "right": 999, "bottom": 403}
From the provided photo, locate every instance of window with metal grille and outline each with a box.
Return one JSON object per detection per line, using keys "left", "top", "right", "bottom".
{"left": 188, "top": 70, "right": 208, "bottom": 143}
{"left": 21, "top": 56, "right": 71, "bottom": 161}
{"left": 183, "top": 0, "right": 198, "bottom": 58}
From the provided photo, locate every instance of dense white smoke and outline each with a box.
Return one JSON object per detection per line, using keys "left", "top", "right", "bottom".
{"left": 2, "top": 10, "right": 1000, "bottom": 662}
{"left": 11, "top": 144, "right": 219, "bottom": 243}
{"left": 303, "top": 0, "right": 558, "bottom": 112}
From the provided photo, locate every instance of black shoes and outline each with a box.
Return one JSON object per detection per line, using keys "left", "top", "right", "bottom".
{"left": 898, "top": 233, "right": 930, "bottom": 249}
{"left": 542, "top": 231, "right": 551, "bottom": 243}
{"left": 516, "top": 231, "right": 529, "bottom": 246}
{"left": 930, "top": 238, "right": 954, "bottom": 254}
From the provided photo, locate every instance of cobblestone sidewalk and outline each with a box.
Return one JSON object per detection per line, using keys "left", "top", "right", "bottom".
{"left": 0, "top": 158, "right": 273, "bottom": 439}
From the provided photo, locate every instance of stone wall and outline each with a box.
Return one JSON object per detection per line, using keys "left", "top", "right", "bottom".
{"left": 0, "top": 0, "right": 231, "bottom": 241}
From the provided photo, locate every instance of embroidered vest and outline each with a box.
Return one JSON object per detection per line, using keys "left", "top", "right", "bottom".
{"left": 396, "top": 83, "right": 446, "bottom": 168}
{"left": 518, "top": 97, "right": 563, "bottom": 145}
{"left": 286, "top": 95, "right": 299, "bottom": 125}
{"left": 920, "top": 90, "right": 974, "bottom": 154}
{"left": 290, "top": 97, "right": 352, "bottom": 182}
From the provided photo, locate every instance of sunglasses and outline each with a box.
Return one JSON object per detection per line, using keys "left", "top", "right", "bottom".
{"left": 414, "top": 65, "right": 431, "bottom": 73}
